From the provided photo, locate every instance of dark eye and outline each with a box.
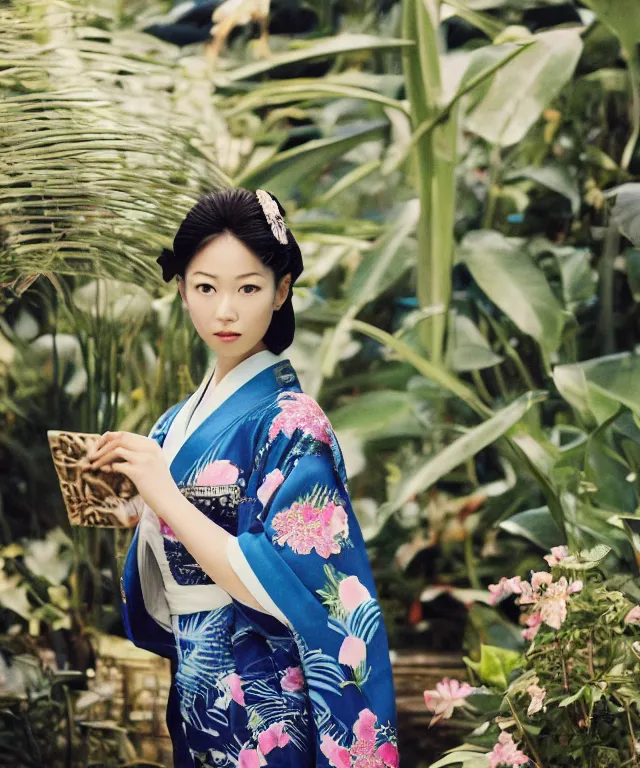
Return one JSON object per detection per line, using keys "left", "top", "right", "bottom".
{"left": 241, "top": 285, "right": 260, "bottom": 295}
{"left": 197, "top": 284, "right": 215, "bottom": 294}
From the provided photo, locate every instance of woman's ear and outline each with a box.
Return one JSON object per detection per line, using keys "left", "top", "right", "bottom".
{"left": 275, "top": 273, "right": 291, "bottom": 309}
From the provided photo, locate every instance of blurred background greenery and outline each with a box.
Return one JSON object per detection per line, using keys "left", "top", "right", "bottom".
{"left": 1, "top": 0, "right": 640, "bottom": 764}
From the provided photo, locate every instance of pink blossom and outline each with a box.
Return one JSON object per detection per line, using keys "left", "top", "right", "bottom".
{"left": 223, "top": 672, "right": 245, "bottom": 706}
{"left": 488, "top": 731, "right": 530, "bottom": 768}
{"left": 319, "top": 734, "right": 351, "bottom": 768}
{"left": 521, "top": 612, "right": 542, "bottom": 641}
{"left": 423, "top": 677, "right": 475, "bottom": 726}
{"left": 272, "top": 496, "right": 349, "bottom": 558}
{"left": 526, "top": 683, "right": 546, "bottom": 716}
{"left": 353, "top": 708, "right": 378, "bottom": 742}
{"left": 196, "top": 459, "right": 239, "bottom": 485}
{"left": 489, "top": 576, "right": 523, "bottom": 606}
{"left": 280, "top": 666, "right": 305, "bottom": 692}
{"left": 625, "top": 606, "right": 640, "bottom": 624}
{"left": 517, "top": 581, "right": 538, "bottom": 605}
{"left": 376, "top": 741, "right": 400, "bottom": 768}
{"left": 269, "top": 392, "right": 333, "bottom": 445}
{"left": 258, "top": 722, "right": 290, "bottom": 755}
{"left": 544, "top": 545, "right": 569, "bottom": 567}
{"left": 339, "top": 575, "right": 372, "bottom": 613}
{"left": 238, "top": 748, "right": 260, "bottom": 768}
{"left": 257, "top": 469, "right": 285, "bottom": 506}
{"left": 338, "top": 636, "right": 367, "bottom": 668}
{"left": 531, "top": 572, "right": 553, "bottom": 592}
{"left": 538, "top": 577, "right": 583, "bottom": 630}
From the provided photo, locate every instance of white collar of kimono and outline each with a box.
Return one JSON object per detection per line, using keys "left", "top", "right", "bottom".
{"left": 162, "top": 349, "right": 282, "bottom": 468}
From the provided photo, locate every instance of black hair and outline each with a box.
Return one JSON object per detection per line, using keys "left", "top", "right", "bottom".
{"left": 169, "top": 187, "right": 299, "bottom": 286}
{"left": 157, "top": 187, "right": 303, "bottom": 355}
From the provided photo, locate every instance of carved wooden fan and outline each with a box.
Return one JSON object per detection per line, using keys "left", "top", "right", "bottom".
{"left": 47, "top": 430, "right": 143, "bottom": 528}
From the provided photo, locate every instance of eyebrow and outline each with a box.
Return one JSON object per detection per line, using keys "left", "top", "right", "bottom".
{"left": 192, "top": 271, "right": 265, "bottom": 280}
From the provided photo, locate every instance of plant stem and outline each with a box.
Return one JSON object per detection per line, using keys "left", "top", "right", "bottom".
{"left": 464, "top": 530, "right": 482, "bottom": 590}
{"left": 626, "top": 703, "right": 639, "bottom": 768}
{"left": 505, "top": 695, "right": 545, "bottom": 768}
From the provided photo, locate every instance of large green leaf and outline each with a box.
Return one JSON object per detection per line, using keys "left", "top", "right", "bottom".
{"left": 466, "top": 28, "right": 583, "bottom": 147}
{"left": 506, "top": 164, "right": 581, "bottom": 216}
{"left": 553, "top": 353, "right": 640, "bottom": 426}
{"left": 447, "top": 313, "right": 504, "bottom": 372}
{"left": 349, "top": 319, "right": 492, "bottom": 417}
{"left": 582, "top": 0, "right": 640, "bottom": 61}
{"left": 321, "top": 201, "right": 419, "bottom": 378}
{"left": 223, "top": 79, "right": 408, "bottom": 117}
{"left": 500, "top": 506, "right": 565, "bottom": 549}
{"left": 458, "top": 230, "right": 565, "bottom": 361}
{"left": 327, "top": 390, "right": 415, "bottom": 435}
{"left": 213, "top": 35, "right": 414, "bottom": 84}
{"left": 381, "top": 391, "right": 547, "bottom": 516}
{"left": 234, "top": 122, "right": 386, "bottom": 192}
{"left": 464, "top": 644, "right": 522, "bottom": 689}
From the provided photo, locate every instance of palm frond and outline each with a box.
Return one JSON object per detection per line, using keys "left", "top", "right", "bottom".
{"left": 0, "top": 0, "right": 230, "bottom": 300}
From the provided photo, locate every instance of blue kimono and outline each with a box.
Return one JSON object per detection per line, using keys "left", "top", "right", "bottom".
{"left": 120, "top": 356, "right": 399, "bottom": 768}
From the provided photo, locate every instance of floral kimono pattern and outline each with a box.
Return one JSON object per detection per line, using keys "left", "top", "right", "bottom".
{"left": 121, "top": 359, "right": 399, "bottom": 768}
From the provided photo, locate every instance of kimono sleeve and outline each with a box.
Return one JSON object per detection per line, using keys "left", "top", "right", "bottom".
{"left": 226, "top": 442, "right": 399, "bottom": 763}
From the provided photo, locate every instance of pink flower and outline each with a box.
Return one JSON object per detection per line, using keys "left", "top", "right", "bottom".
{"left": 423, "top": 677, "right": 475, "bottom": 726}
{"left": 625, "top": 606, "right": 640, "bottom": 624}
{"left": 257, "top": 469, "right": 285, "bottom": 506}
{"left": 338, "top": 636, "right": 367, "bottom": 668}
{"left": 339, "top": 576, "right": 372, "bottom": 613}
{"left": 538, "top": 577, "right": 583, "bottom": 630}
{"left": 544, "top": 545, "right": 569, "bottom": 567}
{"left": 238, "top": 748, "right": 261, "bottom": 768}
{"left": 272, "top": 496, "right": 349, "bottom": 558}
{"left": 320, "top": 734, "right": 351, "bottom": 768}
{"left": 531, "top": 572, "right": 553, "bottom": 592}
{"left": 258, "top": 722, "right": 290, "bottom": 755}
{"left": 280, "top": 666, "right": 305, "bottom": 692}
{"left": 521, "top": 612, "right": 542, "bottom": 641}
{"left": 526, "top": 683, "right": 546, "bottom": 716}
{"left": 489, "top": 577, "right": 523, "bottom": 606}
{"left": 223, "top": 672, "right": 245, "bottom": 706}
{"left": 517, "top": 581, "right": 538, "bottom": 606}
{"left": 269, "top": 392, "right": 334, "bottom": 445}
{"left": 353, "top": 708, "right": 378, "bottom": 742}
{"left": 488, "top": 731, "right": 530, "bottom": 767}
{"left": 376, "top": 741, "right": 399, "bottom": 768}
{"left": 196, "top": 459, "right": 239, "bottom": 485}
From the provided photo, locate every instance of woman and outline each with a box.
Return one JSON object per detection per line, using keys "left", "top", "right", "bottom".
{"left": 88, "top": 188, "right": 399, "bottom": 768}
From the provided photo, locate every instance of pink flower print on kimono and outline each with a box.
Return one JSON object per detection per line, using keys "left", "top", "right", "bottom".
{"left": 271, "top": 484, "right": 350, "bottom": 558}
{"left": 280, "top": 665, "right": 305, "bottom": 692}
{"left": 195, "top": 459, "right": 239, "bottom": 486}
{"left": 257, "top": 468, "right": 284, "bottom": 506}
{"left": 238, "top": 724, "right": 290, "bottom": 768}
{"left": 320, "top": 708, "right": 399, "bottom": 768}
{"left": 269, "top": 391, "right": 333, "bottom": 445}
{"left": 222, "top": 672, "right": 245, "bottom": 706}
{"left": 317, "top": 566, "right": 381, "bottom": 690}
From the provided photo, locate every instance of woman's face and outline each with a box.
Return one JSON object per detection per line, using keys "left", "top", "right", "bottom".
{"left": 177, "top": 232, "right": 291, "bottom": 363}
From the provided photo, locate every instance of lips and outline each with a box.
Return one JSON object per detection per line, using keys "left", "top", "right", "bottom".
{"left": 215, "top": 332, "right": 241, "bottom": 338}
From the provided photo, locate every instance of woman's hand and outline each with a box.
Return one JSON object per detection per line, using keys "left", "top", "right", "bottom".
{"left": 88, "top": 431, "right": 177, "bottom": 511}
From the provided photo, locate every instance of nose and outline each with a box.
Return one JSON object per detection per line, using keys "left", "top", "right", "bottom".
{"left": 214, "top": 292, "right": 238, "bottom": 322}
